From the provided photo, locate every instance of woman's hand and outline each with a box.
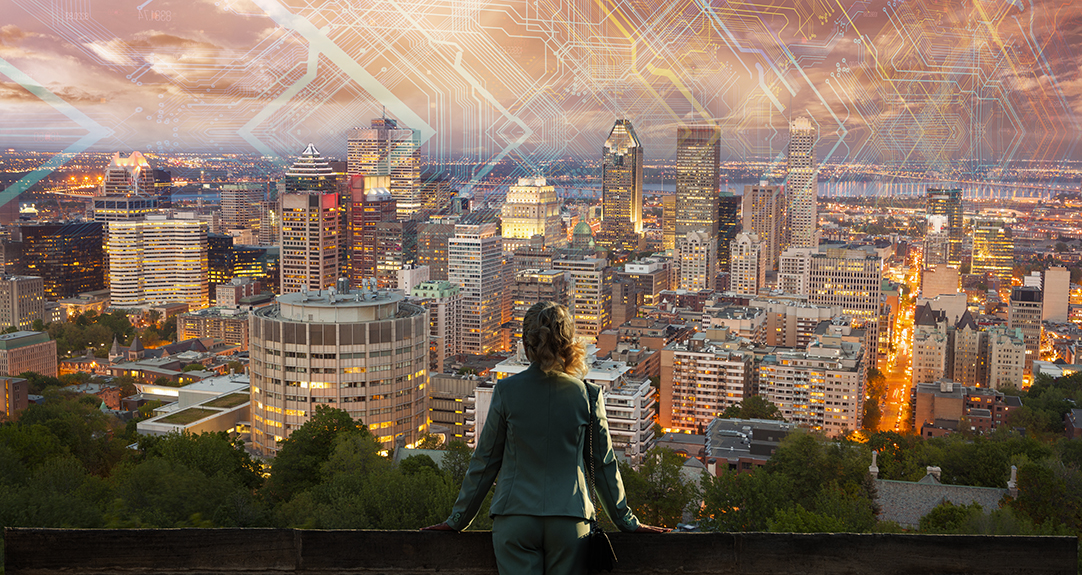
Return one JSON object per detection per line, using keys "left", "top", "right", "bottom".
{"left": 634, "top": 524, "right": 671, "bottom": 533}
{"left": 421, "top": 522, "right": 456, "bottom": 531}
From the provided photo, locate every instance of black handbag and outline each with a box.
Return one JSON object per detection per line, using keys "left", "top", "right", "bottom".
{"left": 586, "top": 388, "right": 617, "bottom": 572}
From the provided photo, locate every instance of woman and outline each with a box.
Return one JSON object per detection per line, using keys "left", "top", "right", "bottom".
{"left": 423, "top": 301, "right": 668, "bottom": 574}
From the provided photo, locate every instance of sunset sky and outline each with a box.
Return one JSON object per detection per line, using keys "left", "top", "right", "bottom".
{"left": 2, "top": 0, "right": 1080, "bottom": 174}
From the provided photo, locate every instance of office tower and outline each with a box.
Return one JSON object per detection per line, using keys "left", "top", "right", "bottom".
{"left": 808, "top": 248, "right": 883, "bottom": 319}
{"left": 374, "top": 221, "right": 417, "bottom": 288}
{"left": 279, "top": 191, "right": 339, "bottom": 295}
{"left": 501, "top": 177, "right": 563, "bottom": 252}
{"left": 511, "top": 269, "right": 570, "bottom": 341}
{"left": 92, "top": 152, "right": 159, "bottom": 222}
{"left": 716, "top": 192, "right": 741, "bottom": 272}
{"left": 283, "top": 144, "right": 338, "bottom": 194}
{"left": 675, "top": 126, "right": 720, "bottom": 236}
{"left": 208, "top": 233, "right": 236, "bottom": 302}
{"left": 778, "top": 247, "right": 813, "bottom": 296}
{"left": 598, "top": 119, "right": 644, "bottom": 252}
{"left": 410, "top": 280, "right": 462, "bottom": 372}
{"left": 107, "top": 215, "right": 209, "bottom": 309}
{"left": 661, "top": 195, "right": 677, "bottom": 251}
{"left": 232, "top": 245, "right": 279, "bottom": 292}
{"left": 417, "top": 217, "right": 458, "bottom": 281}
{"left": 758, "top": 337, "right": 864, "bottom": 437}
{"left": 220, "top": 183, "right": 265, "bottom": 230}
{"left": 971, "top": 218, "right": 1013, "bottom": 294}
{"left": 0, "top": 276, "right": 45, "bottom": 329}
{"left": 926, "top": 188, "right": 964, "bottom": 267}
{"left": 347, "top": 118, "right": 421, "bottom": 220}
{"left": 922, "top": 264, "right": 960, "bottom": 299}
{"left": 258, "top": 200, "right": 280, "bottom": 246}
{"left": 1043, "top": 266, "right": 1070, "bottom": 323}
{"left": 347, "top": 175, "right": 396, "bottom": 285}
{"left": 448, "top": 222, "right": 504, "bottom": 354}
{"left": 677, "top": 231, "right": 717, "bottom": 291}
{"left": 620, "top": 258, "right": 671, "bottom": 306}
{"left": 741, "top": 183, "right": 786, "bottom": 270}
{"left": 924, "top": 215, "right": 950, "bottom": 268}
{"left": 987, "top": 326, "right": 1026, "bottom": 389}
{"left": 729, "top": 232, "right": 765, "bottom": 296}
{"left": 786, "top": 117, "right": 817, "bottom": 249}
{"left": 660, "top": 332, "right": 754, "bottom": 433}
{"left": 417, "top": 173, "right": 455, "bottom": 219}
{"left": 249, "top": 285, "right": 429, "bottom": 455}
{"left": 552, "top": 257, "right": 613, "bottom": 343}
{"left": 8, "top": 222, "right": 104, "bottom": 300}
{"left": 1008, "top": 286, "right": 1042, "bottom": 373}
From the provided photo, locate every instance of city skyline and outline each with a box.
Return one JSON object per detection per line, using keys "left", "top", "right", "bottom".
{"left": 1, "top": 0, "right": 1080, "bottom": 180}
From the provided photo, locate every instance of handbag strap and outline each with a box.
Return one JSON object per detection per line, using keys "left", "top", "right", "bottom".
{"left": 586, "top": 385, "right": 599, "bottom": 523}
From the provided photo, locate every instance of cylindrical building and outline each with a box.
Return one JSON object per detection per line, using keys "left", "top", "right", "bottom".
{"left": 249, "top": 285, "right": 428, "bottom": 456}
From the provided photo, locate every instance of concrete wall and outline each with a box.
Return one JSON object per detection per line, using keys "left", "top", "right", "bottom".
{"left": 5, "top": 528, "right": 1077, "bottom": 575}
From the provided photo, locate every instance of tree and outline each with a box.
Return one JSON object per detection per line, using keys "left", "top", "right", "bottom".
{"left": 720, "top": 395, "right": 782, "bottom": 420}
{"left": 619, "top": 448, "right": 698, "bottom": 528}
{"left": 264, "top": 406, "right": 369, "bottom": 503}
{"left": 440, "top": 440, "right": 473, "bottom": 488}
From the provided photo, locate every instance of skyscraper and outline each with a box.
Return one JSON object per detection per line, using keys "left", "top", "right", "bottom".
{"left": 448, "top": 221, "right": 504, "bottom": 354}
{"left": 347, "top": 174, "right": 396, "bottom": 286}
{"left": 500, "top": 177, "right": 563, "bottom": 252}
{"left": 786, "top": 117, "right": 817, "bottom": 249}
{"left": 1043, "top": 266, "right": 1070, "bottom": 323}
{"left": 741, "top": 183, "right": 785, "bottom": 270}
{"left": 598, "top": 119, "right": 644, "bottom": 252}
{"left": 7, "top": 222, "right": 105, "bottom": 300}
{"left": 926, "top": 188, "right": 963, "bottom": 268}
{"left": 971, "top": 218, "right": 1013, "bottom": 295}
{"left": 220, "top": 183, "right": 265, "bottom": 230}
{"left": 347, "top": 118, "right": 421, "bottom": 220}
{"left": 107, "top": 215, "right": 209, "bottom": 309}
{"left": 675, "top": 126, "right": 720, "bottom": 237}
{"left": 677, "top": 231, "right": 716, "bottom": 291}
{"left": 661, "top": 195, "right": 677, "bottom": 251}
{"left": 729, "top": 232, "right": 765, "bottom": 296}
{"left": 716, "top": 191, "right": 741, "bottom": 273}
{"left": 1008, "top": 286, "right": 1042, "bottom": 374}
{"left": 283, "top": 144, "right": 338, "bottom": 194}
{"left": 92, "top": 151, "right": 158, "bottom": 222}
{"left": 280, "top": 146, "right": 341, "bottom": 294}
{"left": 923, "top": 215, "right": 950, "bottom": 268}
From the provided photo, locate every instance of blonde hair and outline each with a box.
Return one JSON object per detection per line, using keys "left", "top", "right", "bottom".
{"left": 522, "top": 301, "right": 587, "bottom": 379}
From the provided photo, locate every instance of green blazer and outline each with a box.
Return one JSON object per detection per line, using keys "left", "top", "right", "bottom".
{"left": 446, "top": 363, "right": 640, "bottom": 532}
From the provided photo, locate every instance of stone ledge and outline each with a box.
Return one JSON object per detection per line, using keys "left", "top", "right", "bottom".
{"left": 4, "top": 528, "right": 1077, "bottom": 575}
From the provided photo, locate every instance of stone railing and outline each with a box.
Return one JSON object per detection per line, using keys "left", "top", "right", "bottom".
{"left": 4, "top": 528, "right": 1077, "bottom": 575}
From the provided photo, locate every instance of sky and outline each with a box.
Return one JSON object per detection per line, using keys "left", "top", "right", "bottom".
{"left": 1, "top": 0, "right": 1081, "bottom": 177}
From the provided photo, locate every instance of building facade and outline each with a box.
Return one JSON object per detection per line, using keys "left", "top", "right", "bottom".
{"left": 107, "top": 216, "right": 209, "bottom": 310}
{"left": 926, "top": 188, "right": 964, "bottom": 268}
{"left": 409, "top": 280, "right": 462, "bottom": 373}
{"left": 971, "top": 218, "right": 1014, "bottom": 295}
{"left": 553, "top": 257, "right": 613, "bottom": 343}
{"left": 448, "top": 222, "right": 504, "bottom": 354}
{"left": 677, "top": 231, "right": 717, "bottom": 292}
{"left": 785, "top": 117, "right": 817, "bottom": 249}
{"left": 178, "top": 308, "right": 251, "bottom": 351}
{"left": 660, "top": 333, "right": 753, "bottom": 433}
{"left": 598, "top": 119, "right": 644, "bottom": 252}
{"left": 347, "top": 118, "right": 421, "bottom": 220}
{"left": 758, "top": 337, "right": 864, "bottom": 437}
{"left": 0, "top": 331, "right": 57, "bottom": 377}
{"left": 742, "top": 183, "right": 786, "bottom": 270}
{"left": 729, "top": 232, "right": 765, "bottom": 296}
{"left": 500, "top": 178, "right": 563, "bottom": 252}
{"left": 279, "top": 191, "right": 339, "bottom": 294}
{"left": 675, "top": 126, "right": 720, "bottom": 237}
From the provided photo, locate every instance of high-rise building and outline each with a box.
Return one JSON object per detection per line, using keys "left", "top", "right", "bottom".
{"left": 598, "top": 119, "right": 644, "bottom": 252}
{"left": 410, "top": 280, "right": 462, "bottom": 373}
{"left": 417, "top": 217, "right": 458, "bottom": 281}
{"left": 249, "top": 285, "right": 429, "bottom": 455}
{"left": 7, "top": 222, "right": 105, "bottom": 300}
{"left": 660, "top": 332, "right": 753, "bottom": 433}
{"left": 778, "top": 247, "right": 813, "bottom": 296}
{"left": 742, "top": 183, "right": 786, "bottom": 270}
{"left": 220, "top": 183, "right": 266, "bottom": 230}
{"left": 347, "top": 118, "right": 421, "bottom": 220}
{"left": 208, "top": 233, "right": 237, "bottom": 301}
{"left": 0, "top": 276, "right": 44, "bottom": 330}
{"left": 620, "top": 258, "right": 671, "bottom": 306}
{"left": 374, "top": 221, "right": 417, "bottom": 288}
{"left": 729, "top": 232, "right": 765, "bottom": 296}
{"left": 347, "top": 175, "right": 396, "bottom": 286}
{"left": 926, "top": 188, "right": 964, "bottom": 267}
{"left": 1043, "top": 266, "right": 1070, "bottom": 323}
{"left": 786, "top": 117, "right": 817, "bottom": 249}
{"left": 511, "top": 269, "right": 570, "bottom": 342}
{"left": 258, "top": 200, "right": 280, "bottom": 247}
{"left": 552, "top": 257, "right": 613, "bottom": 343}
{"left": 677, "top": 231, "right": 717, "bottom": 292}
{"left": 661, "top": 195, "right": 677, "bottom": 251}
{"left": 912, "top": 304, "right": 949, "bottom": 387}
{"left": 675, "top": 126, "right": 720, "bottom": 237}
{"left": 1008, "top": 286, "right": 1042, "bottom": 373}
{"left": 922, "top": 264, "right": 960, "bottom": 299}
{"left": 283, "top": 144, "right": 338, "bottom": 194}
{"left": 971, "top": 218, "right": 1013, "bottom": 294}
{"left": 924, "top": 215, "right": 950, "bottom": 268}
{"left": 107, "top": 215, "right": 209, "bottom": 309}
{"left": 808, "top": 248, "right": 883, "bottom": 320}
{"left": 500, "top": 177, "right": 563, "bottom": 252}
{"left": 952, "top": 313, "right": 986, "bottom": 388}
{"left": 279, "top": 190, "right": 339, "bottom": 295}
{"left": 758, "top": 336, "right": 864, "bottom": 437}
{"left": 448, "top": 222, "right": 504, "bottom": 354}
{"left": 716, "top": 192, "right": 741, "bottom": 273}
{"left": 987, "top": 326, "right": 1026, "bottom": 389}
{"left": 92, "top": 152, "right": 159, "bottom": 223}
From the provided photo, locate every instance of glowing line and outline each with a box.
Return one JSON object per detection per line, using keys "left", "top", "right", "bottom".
{"left": 0, "top": 57, "right": 113, "bottom": 207}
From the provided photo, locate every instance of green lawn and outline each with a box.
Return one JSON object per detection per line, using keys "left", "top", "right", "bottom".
{"left": 159, "top": 407, "right": 218, "bottom": 425}
{"left": 203, "top": 393, "right": 249, "bottom": 409}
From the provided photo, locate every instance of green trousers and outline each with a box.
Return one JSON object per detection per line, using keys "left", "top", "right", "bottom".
{"left": 492, "top": 515, "right": 590, "bottom": 575}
